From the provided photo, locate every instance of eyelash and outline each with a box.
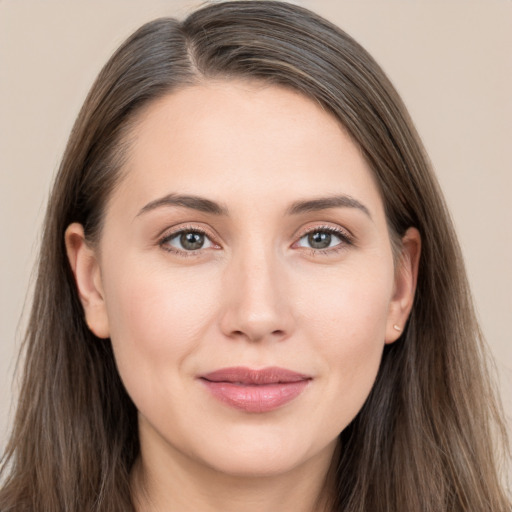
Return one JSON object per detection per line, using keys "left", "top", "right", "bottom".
{"left": 159, "top": 225, "right": 215, "bottom": 257}
{"left": 158, "top": 225, "right": 354, "bottom": 257}
{"left": 295, "top": 225, "right": 354, "bottom": 256}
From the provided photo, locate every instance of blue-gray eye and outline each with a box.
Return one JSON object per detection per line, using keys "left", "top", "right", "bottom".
{"left": 297, "top": 230, "right": 343, "bottom": 250}
{"left": 165, "top": 230, "right": 214, "bottom": 251}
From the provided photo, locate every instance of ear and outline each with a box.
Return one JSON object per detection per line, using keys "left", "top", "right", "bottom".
{"left": 65, "top": 223, "right": 110, "bottom": 339}
{"left": 385, "top": 227, "right": 421, "bottom": 344}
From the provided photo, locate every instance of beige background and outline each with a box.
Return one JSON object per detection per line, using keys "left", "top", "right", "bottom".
{"left": 1, "top": 0, "right": 511, "bottom": 454}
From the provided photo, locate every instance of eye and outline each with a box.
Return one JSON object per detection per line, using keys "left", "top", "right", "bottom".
{"left": 160, "top": 229, "right": 215, "bottom": 253}
{"left": 296, "top": 227, "right": 351, "bottom": 251}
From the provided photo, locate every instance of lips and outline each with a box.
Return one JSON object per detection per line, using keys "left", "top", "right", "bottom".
{"left": 199, "top": 366, "right": 311, "bottom": 413}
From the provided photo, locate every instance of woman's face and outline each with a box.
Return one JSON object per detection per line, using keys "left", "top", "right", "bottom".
{"left": 67, "top": 80, "right": 418, "bottom": 479}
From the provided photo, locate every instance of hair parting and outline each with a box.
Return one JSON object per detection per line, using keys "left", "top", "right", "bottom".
{"left": 1, "top": 2, "right": 509, "bottom": 511}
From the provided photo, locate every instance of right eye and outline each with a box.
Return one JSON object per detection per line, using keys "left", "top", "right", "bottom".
{"left": 160, "top": 229, "right": 216, "bottom": 254}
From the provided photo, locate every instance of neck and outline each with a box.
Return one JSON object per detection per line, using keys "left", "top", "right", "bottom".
{"left": 131, "top": 433, "right": 338, "bottom": 512}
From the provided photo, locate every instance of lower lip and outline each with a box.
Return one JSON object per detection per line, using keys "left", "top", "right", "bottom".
{"left": 201, "top": 380, "right": 310, "bottom": 413}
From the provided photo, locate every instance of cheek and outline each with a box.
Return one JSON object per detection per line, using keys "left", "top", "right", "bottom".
{"left": 295, "top": 259, "right": 393, "bottom": 425}
{"left": 101, "top": 257, "right": 220, "bottom": 387}
{"left": 297, "top": 257, "right": 393, "bottom": 344}
{"left": 100, "top": 242, "right": 394, "bottom": 445}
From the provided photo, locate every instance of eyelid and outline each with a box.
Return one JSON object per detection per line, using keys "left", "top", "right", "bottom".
{"left": 156, "top": 222, "right": 354, "bottom": 256}
{"left": 294, "top": 223, "right": 354, "bottom": 243}
{"left": 158, "top": 223, "right": 221, "bottom": 255}
{"left": 292, "top": 223, "right": 355, "bottom": 253}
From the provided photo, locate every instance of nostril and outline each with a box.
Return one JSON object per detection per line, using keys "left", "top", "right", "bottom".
{"left": 227, "top": 328, "right": 287, "bottom": 343}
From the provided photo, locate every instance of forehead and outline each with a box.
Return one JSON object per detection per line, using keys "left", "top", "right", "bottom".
{"left": 111, "top": 80, "right": 384, "bottom": 220}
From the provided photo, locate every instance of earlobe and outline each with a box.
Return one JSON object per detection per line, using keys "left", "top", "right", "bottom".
{"left": 65, "top": 223, "right": 110, "bottom": 339}
{"left": 385, "top": 227, "right": 421, "bottom": 344}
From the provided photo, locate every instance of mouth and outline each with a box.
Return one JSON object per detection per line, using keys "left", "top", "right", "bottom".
{"left": 199, "top": 366, "right": 312, "bottom": 413}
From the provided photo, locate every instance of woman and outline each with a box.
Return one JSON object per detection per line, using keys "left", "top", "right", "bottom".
{"left": 0, "top": 1, "right": 509, "bottom": 511}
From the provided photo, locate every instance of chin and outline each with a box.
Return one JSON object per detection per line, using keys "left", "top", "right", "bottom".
{"left": 204, "top": 451, "right": 308, "bottom": 478}
{"left": 190, "top": 429, "right": 337, "bottom": 479}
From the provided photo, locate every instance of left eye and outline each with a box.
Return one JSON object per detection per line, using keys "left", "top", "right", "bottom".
{"left": 162, "top": 230, "right": 214, "bottom": 251}
{"left": 297, "top": 230, "right": 344, "bottom": 250}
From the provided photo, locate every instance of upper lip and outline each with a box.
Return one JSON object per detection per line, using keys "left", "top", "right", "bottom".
{"left": 200, "top": 366, "right": 311, "bottom": 385}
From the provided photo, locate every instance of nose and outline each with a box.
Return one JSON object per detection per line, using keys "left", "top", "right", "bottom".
{"left": 219, "top": 244, "right": 294, "bottom": 343}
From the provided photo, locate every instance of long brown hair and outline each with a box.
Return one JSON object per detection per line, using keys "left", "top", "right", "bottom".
{"left": 1, "top": 2, "right": 509, "bottom": 510}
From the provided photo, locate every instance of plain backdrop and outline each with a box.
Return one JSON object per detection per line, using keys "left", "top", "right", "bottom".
{"left": 1, "top": 0, "right": 511, "bottom": 452}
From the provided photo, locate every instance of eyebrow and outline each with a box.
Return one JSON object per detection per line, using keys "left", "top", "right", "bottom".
{"left": 136, "top": 193, "right": 371, "bottom": 219}
{"left": 136, "top": 194, "right": 229, "bottom": 217}
{"left": 286, "top": 195, "right": 372, "bottom": 219}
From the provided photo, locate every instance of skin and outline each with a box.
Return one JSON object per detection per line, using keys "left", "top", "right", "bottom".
{"left": 66, "top": 80, "right": 420, "bottom": 512}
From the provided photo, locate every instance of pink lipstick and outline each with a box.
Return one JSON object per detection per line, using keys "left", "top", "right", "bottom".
{"left": 199, "top": 366, "right": 311, "bottom": 413}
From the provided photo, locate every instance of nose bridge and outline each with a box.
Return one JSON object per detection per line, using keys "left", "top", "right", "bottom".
{"left": 220, "top": 236, "right": 291, "bottom": 342}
